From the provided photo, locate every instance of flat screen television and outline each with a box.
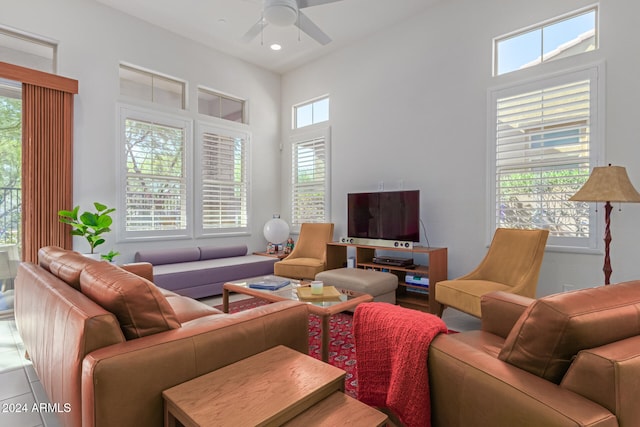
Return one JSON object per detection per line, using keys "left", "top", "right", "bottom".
{"left": 347, "top": 190, "right": 420, "bottom": 242}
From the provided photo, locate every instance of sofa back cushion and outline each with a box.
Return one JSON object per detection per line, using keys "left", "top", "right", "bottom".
{"left": 499, "top": 280, "right": 640, "bottom": 383}
{"left": 38, "top": 246, "right": 99, "bottom": 290}
{"left": 134, "top": 247, "right": 200, "bottom": 265}
{"left": 79, "top": 262, "right": 181, "bottom": 339}
{"left": 199, "top": 245, "right": 247, "bottom": 260}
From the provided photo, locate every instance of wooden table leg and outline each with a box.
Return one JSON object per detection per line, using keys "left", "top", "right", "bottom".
{"left": 321, "top": 314, "right": 330, "bottom": 362}
{"left": 164, "top": 401, "right": 176, "bottom": 427}
{"left": 223, "top": 287, "right": 230, "bottom": 313}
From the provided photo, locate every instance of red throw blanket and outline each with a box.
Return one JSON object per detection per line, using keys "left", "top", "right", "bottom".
{"left": 354, "top": 302, "right": 448, "bottom": 427}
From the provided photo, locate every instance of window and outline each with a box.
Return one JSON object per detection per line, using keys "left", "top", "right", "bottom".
{"left": 293, "top": 96, "right": 329, "bottom": 129}
{"left": 119, "top": 106, "right": 192, "bottom": 239}
{"left": 198, "top": 88, "right": 246, "bottom": 124}
{"left": 119, "top": 64, "right": 185, "bottom": 109}
{"left": 489, "top": 65, "right": 603, "bottom": 249}
{"left": 0, "top": 79, "right": 21, "bottom": 246}
{"left": 197, "top": 124, "right": 249, "bottom": 236}
{"left": 0, "top": 27, "right": 56, "bottom": 73}
{"left": 118, "top": 64, "right": 253, "bottom": 240}
{"left": 494, "top": 7, "right": 597, "bottom": 76}
{"left": 290, "top": 128, "right": 331, "bottom": 228}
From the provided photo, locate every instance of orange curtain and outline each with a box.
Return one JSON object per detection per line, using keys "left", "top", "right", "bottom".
{"left": 0, "top": 62, "right": 78, "bottom": 263}
{"left": 21, "top": 85, "right": 74, "bottom": 262}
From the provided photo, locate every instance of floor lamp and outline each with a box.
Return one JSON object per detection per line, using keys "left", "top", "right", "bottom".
{"left": 569, "top": 165, "right": 640, "bottom": 285}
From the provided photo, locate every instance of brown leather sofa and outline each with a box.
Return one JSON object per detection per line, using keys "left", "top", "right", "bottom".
{"left": 14, "top": 246, "right": 309, "bottom": 427}
{"left": 429, "top": 283, "right": 640, "bottom": 427}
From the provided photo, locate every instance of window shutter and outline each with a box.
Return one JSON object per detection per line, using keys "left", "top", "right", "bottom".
{"left": 494, "top": 72, "right": 596, "bottom": 244}
{"left": 200, "top": 130, "right": 248, "bottom": 231}
{"left": 291, "top": 131, "right": 329, "bottom": 227}
{"left": 124, "top": 117, "right": 187, "bottom": 232}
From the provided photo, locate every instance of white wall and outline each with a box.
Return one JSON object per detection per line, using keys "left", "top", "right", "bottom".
{"left": 281, "top": 0, "right": 640, "bottom": 296}
{"left": 5, "top": 0, "right": 640, "bottom": 293}
{"left": 2, "top": 0, "right": 282, "bottom": 261}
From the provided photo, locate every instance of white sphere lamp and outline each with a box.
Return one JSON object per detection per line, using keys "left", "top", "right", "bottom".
{"left": 263, "top": 214, "right": 290, "bottom": 244}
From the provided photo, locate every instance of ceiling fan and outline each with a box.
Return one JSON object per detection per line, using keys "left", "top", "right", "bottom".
{"left": 242, "top": 0, "right": 342, "bottom": 46}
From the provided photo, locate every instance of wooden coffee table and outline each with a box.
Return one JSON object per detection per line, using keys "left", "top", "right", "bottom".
{"left": 223, "top": 277, "right": 373, "bottom": 362}
{"left": 162, "top": 345, "right": 387, "bottom": 427}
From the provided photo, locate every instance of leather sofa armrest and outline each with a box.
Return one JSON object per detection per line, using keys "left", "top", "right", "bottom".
{"left": 429, "top": 334, "right": 617, "bottom": 427}
{"left": 561, "top": 335, "right": 640, "bottom": 425}
{"left": 120, "top": 262, "right": 154, "bottom": 282}
{"left": 81, "top": 300, "right": 309, "bottom": 427}
{"left": 480, "top": 291, "right": 533, "bottom": 338}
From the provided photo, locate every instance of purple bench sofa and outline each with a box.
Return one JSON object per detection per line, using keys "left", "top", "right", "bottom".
{"left": 134, "top": 245, "right": 277, "bottom": 299}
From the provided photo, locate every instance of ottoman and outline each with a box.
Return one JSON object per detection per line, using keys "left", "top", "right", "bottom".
{"left": 315, "top": 268, "right": 398, "bottom": 304}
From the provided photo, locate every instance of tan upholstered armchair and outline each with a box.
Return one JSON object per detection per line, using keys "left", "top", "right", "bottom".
{"left": 274, "top": 223, "right": 335, "bottom": 280}
{"left": 434, "top": 228, "right": 548, "bottom": 318}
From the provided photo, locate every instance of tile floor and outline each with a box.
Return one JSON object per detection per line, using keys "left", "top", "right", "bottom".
{"left": 0, "top": 300, "right": 479, "bottom": 427}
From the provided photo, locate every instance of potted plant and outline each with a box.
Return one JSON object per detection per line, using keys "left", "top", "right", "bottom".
{"left": 101, "top": 250, "right": 120, "bottom": 263}
{"left": 58, "top": 202, "right": 115, "bottom": 255}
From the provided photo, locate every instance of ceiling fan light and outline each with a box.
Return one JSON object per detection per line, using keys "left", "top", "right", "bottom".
{"left": 264, "top": 0, "right": 298, "bottom": 26}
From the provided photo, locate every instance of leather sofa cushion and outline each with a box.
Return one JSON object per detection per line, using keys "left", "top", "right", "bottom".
{"left": 38, "top": 246, "right": 99, "bottom": 290}
{"left": 499, "top": 280, "right": 640, "bottom": 383}
{"left": 158, "top": 287, "right": 223, "bottom": 323}
{"left": 80, "top": 262, "right": 181, "bottom": 339}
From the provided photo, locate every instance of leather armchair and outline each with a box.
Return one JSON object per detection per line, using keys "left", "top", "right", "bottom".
{"left": 434, "top": 228, "right": 548, "bottom": 317}
{"left": 274, "top": 222, "right": 335, "bottom": 279}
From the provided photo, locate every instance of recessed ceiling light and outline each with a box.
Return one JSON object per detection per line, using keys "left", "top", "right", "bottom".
{"left": 270, "top": 44, "right": 282, "bottom": 51}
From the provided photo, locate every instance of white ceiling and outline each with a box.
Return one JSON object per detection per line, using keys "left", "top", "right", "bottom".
{"left": 95, "top": 0, "right": 442, "bottom": 74}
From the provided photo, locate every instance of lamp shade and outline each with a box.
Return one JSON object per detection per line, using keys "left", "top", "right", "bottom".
{"left": 263, "top": 216, "right": 290, "bottom": 244}
{"left": 569, "top": 165, "right": 640, "bottom": 203}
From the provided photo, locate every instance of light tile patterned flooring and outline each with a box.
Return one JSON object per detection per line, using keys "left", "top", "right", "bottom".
{"left": 0, "top": 299, "right": 479, "bottom": 427}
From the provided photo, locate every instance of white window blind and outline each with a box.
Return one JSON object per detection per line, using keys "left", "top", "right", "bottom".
{"left": 198, "top": 125, "right": 249, "bottom": 234}
{"left": 122, "top": 110, "right": 190, "bottom": 236}
{"left": 291, "top": 128, "right": 330, "bottom": 227}
{"left": 491, "top": 66, "right": 601, "bottom": 249}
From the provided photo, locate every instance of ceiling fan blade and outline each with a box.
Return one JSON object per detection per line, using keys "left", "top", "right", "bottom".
{"left": 297, "top": 0, "right": 342, "bottom": 8}
{"left": 242, "top": 18, "right": 268, "bottom": 43}
{"left": 295, "top": 11, "right": 332, "bottom": 45}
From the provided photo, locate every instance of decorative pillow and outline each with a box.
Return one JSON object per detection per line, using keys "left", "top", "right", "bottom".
{"left": 38, "top": 246, "right": 99, "bottom": 290}
{"left": 199, "top": 245, "right": 247, "bottom": 260}
{"left": 79, "top": 262, "right": 181, "bottom": 339}
{"left": 498, "top": 281, "right": 640, "bottom": 383}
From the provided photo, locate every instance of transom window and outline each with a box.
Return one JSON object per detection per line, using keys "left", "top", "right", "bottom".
{"left": 489, "top": 65, "right": 603, "bottom": 250}
{"left": 119, "top": 64, "right": 185, "bottom": 109}
{"left": 198, "top": 88, "right": 246, "bottom": 124}
{"left": 0, "top": 27, "right": 56, "bottom": 73}
{"left": 293, "top": 96, "right": 329, "bottom": 129}
{"left": 494, "top": 7, "right": 597, "bottom": 76}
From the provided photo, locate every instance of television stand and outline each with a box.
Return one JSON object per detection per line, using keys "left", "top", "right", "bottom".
{"left": 326, "top": 242, "right": 447, "bottom": 314}
{"left": 372, "top": 255, "right": 414, "bottom": 267}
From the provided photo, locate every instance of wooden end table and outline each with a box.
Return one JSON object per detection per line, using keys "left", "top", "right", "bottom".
{"left": 253, "top": 250, "right": 289, "bottom": 259}
{"left": 163, "top": 345, "right": 387, "bottom": 427}
{"left": 223, "top": 277, "right": 373, "bottom": 362}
